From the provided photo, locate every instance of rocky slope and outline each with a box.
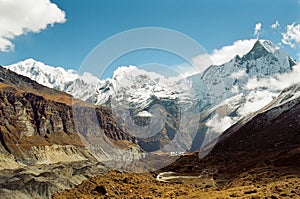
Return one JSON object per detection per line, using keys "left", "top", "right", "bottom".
{"left": 0, "top": 66, "right": 142, "bottom": 168}
{"left": 0, "top": 161, "right": 108, "bottom": 199}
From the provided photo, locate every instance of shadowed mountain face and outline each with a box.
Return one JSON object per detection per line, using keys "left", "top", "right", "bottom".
{"left": 211, "top": 83, "right": 300, "bottom": 155}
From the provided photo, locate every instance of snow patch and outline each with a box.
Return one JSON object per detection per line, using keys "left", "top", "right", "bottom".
{"left": 230, "top": 70, "right": 246, "bottom": 79}
{"left": 135, "top": 111, "right": 153, "bottom": 117}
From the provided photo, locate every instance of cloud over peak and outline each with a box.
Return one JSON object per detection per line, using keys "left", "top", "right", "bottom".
{"left": 192, "top": 39, "right": 256, "bottom": 69}
{"left": 176, "top": 39, "right": 257, "bottom": 77}
{"left": 0, "top": 0, "right": 66, "bottom": 52}
{"left": 271, "top": 21, "right": 280, "bottom": 30}
{"left": 254, "top": 23, "right": 262, "bottom": 39}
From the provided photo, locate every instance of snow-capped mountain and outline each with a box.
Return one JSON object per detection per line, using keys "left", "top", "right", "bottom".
{"left": 95, "top": 66, "right": 195, "bottom": 111}
{"left": 188, "top": 40, "right": 295, "bottom": 110}
{"left": 5, "top": 40, "right": 294, "bottom": 110}
{"left": 4, "top": 59, "right": 195, "bottom": 116}
{"left": 3, "top": 40, "right": 298, "bottom": 151}
{"left": 187, "top": 40, "right": 296, "bottom": 138}
{"left": 4, "top": 58, "right": 102, "bottom": 102}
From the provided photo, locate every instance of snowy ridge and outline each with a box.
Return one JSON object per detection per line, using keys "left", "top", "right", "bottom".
{"left": 94, "top": 65, "right": 195, "bottom": 114}
{"left": 259, "top": 40, "right": 280, "bottom": 53}
{"left": 6, "top": 58, "right": 80, "bottom": 88}
{"left": 4, "top": 59, "right": 195, "bottom": 115}
{"left": 4, "top": 58, "right": 102, "bottom": 102}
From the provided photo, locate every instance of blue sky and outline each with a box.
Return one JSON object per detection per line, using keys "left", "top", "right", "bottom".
{"left": 0, "top": 0, "right": 300, "bottom": 78}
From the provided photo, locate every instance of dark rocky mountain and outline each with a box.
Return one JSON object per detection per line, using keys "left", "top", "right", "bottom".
{"left": 211, "top": 83, "right": 300, "bottom": 155}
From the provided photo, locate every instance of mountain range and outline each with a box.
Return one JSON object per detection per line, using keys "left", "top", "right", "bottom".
{"left": 1, "top": 39, "right": 300, "bottom": 198}
{"left": 4, "top": 40, "right": 297, "bottom": 152}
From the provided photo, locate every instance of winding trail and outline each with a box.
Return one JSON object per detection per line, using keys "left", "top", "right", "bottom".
{"left": 156, "top": 172, "right": 202, "bottom": 182}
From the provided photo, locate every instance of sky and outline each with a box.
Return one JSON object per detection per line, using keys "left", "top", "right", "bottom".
{"left": 0, "top": 0, "right": 300, "bottom": 78}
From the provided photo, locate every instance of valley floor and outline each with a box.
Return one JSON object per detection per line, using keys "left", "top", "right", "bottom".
{"left": 53, "top": 150, "right": 300, "bottom": 199}
{"left": 53, "top": 167, "right": 300, "bottom": 199}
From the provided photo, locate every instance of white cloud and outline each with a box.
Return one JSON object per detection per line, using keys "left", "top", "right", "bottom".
{"left": 281, "top": 23, "right": 300, "bottom": 48}
{"left": 254, "top": 23, "right": 262, "bottom": 38}
{"left": 175, "top": 39, "right": 257, "bottom": 77}
{"left": 205, "top": 114, "right": 235, "bottom": 133}
{"left": 211, "top": 39, "right": 257, "bottom": 64}
{"left": 246, "top": 63, "right": 300, "bottom": 91}
{"left": 0, "top": 0, "right": 66, "bottom": 52}
{"left": 200, "top": 39, "right": 256, "bottom": 66}
{"left": 172, "top": 54, "right": 214, "bottom": 77}
{"left": 271, "top": 21, "right": 280, "bottom": 29}
{"left": 237, "top": 90, "right": 277, "bottom": 117}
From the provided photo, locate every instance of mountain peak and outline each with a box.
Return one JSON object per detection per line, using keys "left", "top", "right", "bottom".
{"left": 257, "top": 40, "right": 280, "bottom": 52}
{"left": 23, "top": 57, "right": 38, "bottom": 63}
{"left": 243, "top": 40, "right": 279, "bottom": 60}
{"left": 18, "top": 58, "right": 43, "bottom": 67}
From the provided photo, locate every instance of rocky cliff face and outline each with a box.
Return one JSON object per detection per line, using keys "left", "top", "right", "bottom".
{"left": 0, "top": 67, "right": 142, "bottom": 169}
